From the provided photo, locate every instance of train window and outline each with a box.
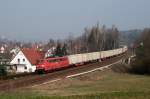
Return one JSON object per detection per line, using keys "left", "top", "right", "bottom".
{"left": 47, "top": 59, "right": 58, "bottom": 63}
{"left": 47, "top": 60, "right": 52, "bottom": 63}
{"left": 53, "top": 59, "right": 58, "bottom": 62}
{"left": 59, "top": 58, "right": 65, "bottom": 61}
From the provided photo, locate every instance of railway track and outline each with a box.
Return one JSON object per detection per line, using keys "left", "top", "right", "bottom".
{"left": 0, "top": 54, "right": 126, "bottom": 91}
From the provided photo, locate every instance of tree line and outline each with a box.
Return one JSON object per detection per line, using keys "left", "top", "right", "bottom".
{"left": 130, "top": 28, "right": 150, "bottom": 74}
{"left": 46, "top": 23, "right": 120, "bottom": 57}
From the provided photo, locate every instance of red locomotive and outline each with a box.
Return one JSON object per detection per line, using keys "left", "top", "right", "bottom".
{"left": 36, "top": 56, "right": 69, "bottom": 72}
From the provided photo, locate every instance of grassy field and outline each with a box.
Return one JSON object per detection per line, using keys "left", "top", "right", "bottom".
{"left": 0, "top": 91, "right": 150, "bottom": 99}
{"left": 0, "top": 64, "right": 150, "bottom": 99}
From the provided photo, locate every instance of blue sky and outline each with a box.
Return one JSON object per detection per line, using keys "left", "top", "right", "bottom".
{"left": 0, "top": 0, "right": 150, "bottom": 41}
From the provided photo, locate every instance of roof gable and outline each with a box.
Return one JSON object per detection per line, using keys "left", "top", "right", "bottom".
{"left": 21, "top": 48, "right": 44, "bottom": 65}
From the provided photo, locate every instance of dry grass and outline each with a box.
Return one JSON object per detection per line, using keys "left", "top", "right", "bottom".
{"left": 1, "top": 63, "right": 150, "bottom": 99}
{"left": 22, "top": 65, "right": 150, "bottom": 96}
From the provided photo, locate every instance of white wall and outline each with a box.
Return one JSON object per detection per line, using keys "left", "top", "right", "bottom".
{"left": 10, "top": 51, "right": 36, "bottom": 73}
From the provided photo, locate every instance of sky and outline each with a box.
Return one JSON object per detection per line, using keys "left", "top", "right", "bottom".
{"left": 0, "top": 0, "right": 150, "bottom": 42}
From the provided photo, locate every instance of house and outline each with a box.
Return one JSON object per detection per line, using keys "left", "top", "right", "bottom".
{"left": 0, "top": 46, "right": 5, "bottom": 53}
{"left": 45, "top": 46, "right": 56, "bottom": 58}
{"left": 10, "top": 48, "right": 44, "bottom": 73}
{"left": 10, "top": 47, "right": 20, "bottom": 56}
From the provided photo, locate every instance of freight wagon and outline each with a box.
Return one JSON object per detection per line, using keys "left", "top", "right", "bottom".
{"left": 36, "top": 46, "right": 127, "bottom": 73}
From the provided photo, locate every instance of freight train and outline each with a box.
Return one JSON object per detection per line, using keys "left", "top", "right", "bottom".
{"left": 36, "top": 46, "right": 127, "bottom": 73}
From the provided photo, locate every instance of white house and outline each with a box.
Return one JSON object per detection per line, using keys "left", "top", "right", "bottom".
{"left": 10, "top": 47, "right": 20, "bottom": 56}
{"left": 10, "top": 48, "right": 44, "bottom": 73}
{"left": 0, "top": 46, "right": 5, "bottom": 53}
{"left": 45, "top": 46, "right": 56, "bottom": 58}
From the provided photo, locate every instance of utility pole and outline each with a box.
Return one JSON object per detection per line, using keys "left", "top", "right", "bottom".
{"left": 96, "top": 22, "right": 100, "bottom": 51}
{"left": 102, "top": 25, "right": 106, "bottom": 51}
{"left": 99, "top": 24, "right": 106, "bottom": 62}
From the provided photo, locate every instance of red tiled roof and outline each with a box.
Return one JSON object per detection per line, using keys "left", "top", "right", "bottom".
{"left": 21, "top": 48, "right": 45, "bottom": 65}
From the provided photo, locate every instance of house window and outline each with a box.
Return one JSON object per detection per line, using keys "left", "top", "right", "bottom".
{"left": 15, "top": 65, "right": 17, "bottom": 70}
{"left": 24, "top": 66, "right": 27, "bottom": 69}
{"left": 23, "top": 59, "right": 25, "bottom": 62}
{"left": 18, "top": 59, "right": 20, "bottom": 63}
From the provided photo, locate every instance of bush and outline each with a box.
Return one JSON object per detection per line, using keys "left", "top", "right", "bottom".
{"left": 130, "top": 28, "right": 150, "bottom": 74}
{"left": 0, "top": 65, "right": 7, "bottom": 76}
